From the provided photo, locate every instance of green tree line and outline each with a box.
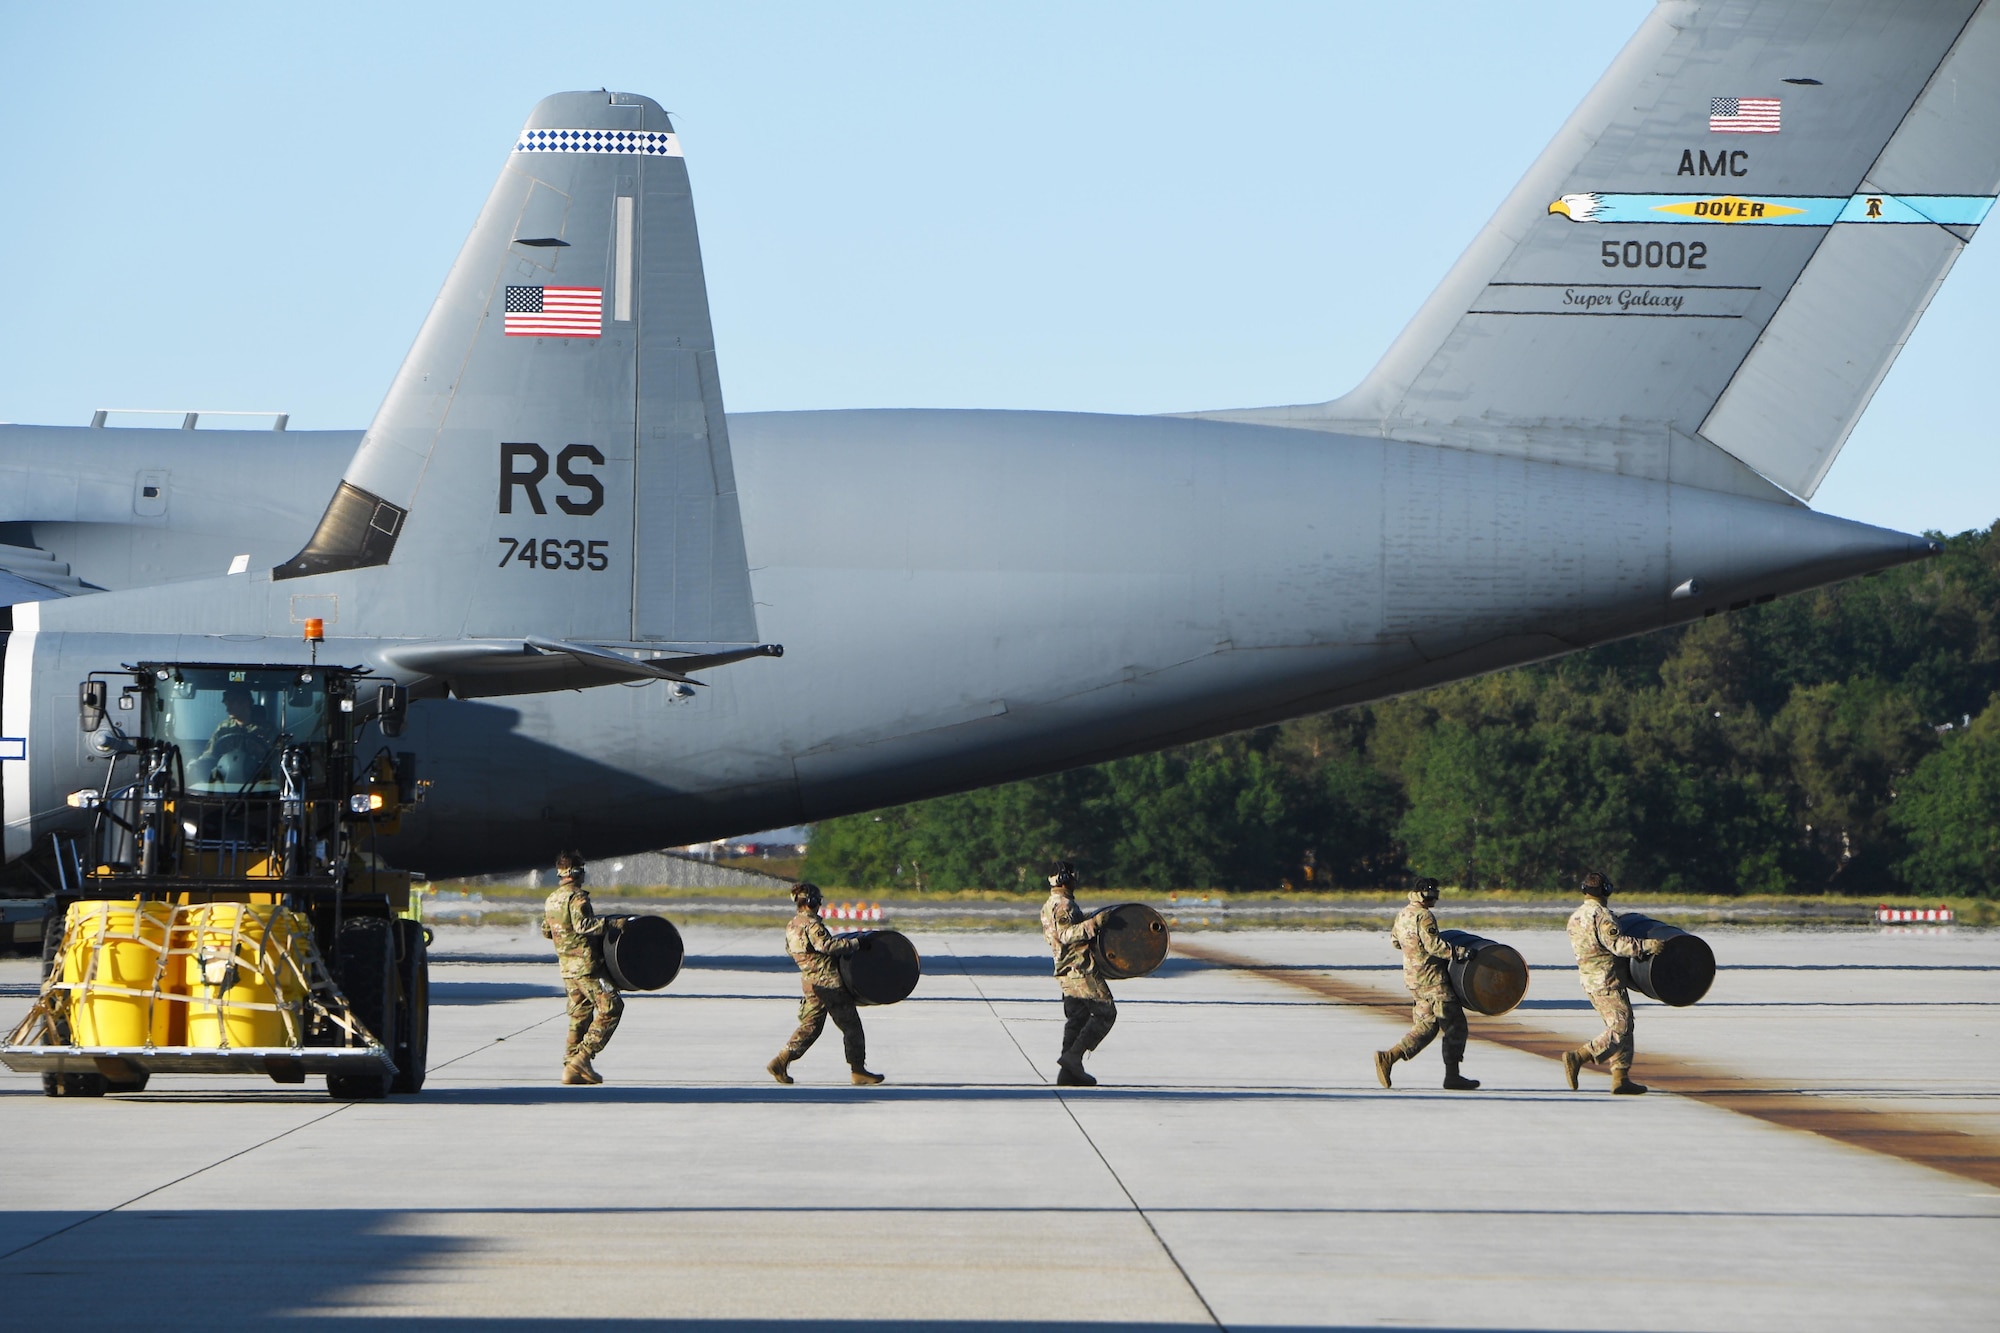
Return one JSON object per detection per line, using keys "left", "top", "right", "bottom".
{"left": 805, "top": 525, "right": 2000, "bottom": 897}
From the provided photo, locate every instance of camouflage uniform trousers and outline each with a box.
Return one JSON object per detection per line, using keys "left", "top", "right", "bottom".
{"left": 565, "top": 974, "right": 625, "bottom": 1060}
{"left": 1579, "top": 986, "right": 1635, "bottom": 1076}
{"left": 1390, "top": 985, "right": 1466, "bottom": 1064}
{"left": 784, "top": 984, "right": 866, "bottom": 1068}
{"left": 1061, "top": 997, "right": 1117, "bottom": 1058}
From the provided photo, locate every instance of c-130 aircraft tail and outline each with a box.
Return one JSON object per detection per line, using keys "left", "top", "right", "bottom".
{"left": 1202, "top": 0, "right": 2000, "bottom": 505}
{"left": 4, "top": 1, "right": 1998, "bottom": 877}
{"left": 274, "top": 88, "right": 756, "bottom": 648}
{"left": 0, "top": 92, "right": 779, "bottom": 703}
{"left": 270, "top": 91, "right": 769, "bottom": 692}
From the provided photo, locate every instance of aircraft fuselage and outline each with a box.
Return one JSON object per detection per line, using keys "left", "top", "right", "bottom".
{"left": 1, "top": 410, "right": 1927, "bottom": 875}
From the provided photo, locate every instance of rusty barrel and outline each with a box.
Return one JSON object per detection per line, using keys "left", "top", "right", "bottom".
{"left": 1090, "top": 903, "right": 1171, "bottom": 980}
{"left": 602, "top": 915, "right": 683, "bottom": 992}
{"left": 1616, "top": 912, "right": 1715, "bottom": 1007}
{"left": 1438, "top": 929, "right": 1530, "bottom": 1016}
{"left": 837, "top": 929, "right": 921, "bottom": 1005}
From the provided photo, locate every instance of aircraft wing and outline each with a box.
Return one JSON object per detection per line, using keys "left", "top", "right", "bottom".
{"left": 0, "top": 542, "right": 100, "bottom": 606}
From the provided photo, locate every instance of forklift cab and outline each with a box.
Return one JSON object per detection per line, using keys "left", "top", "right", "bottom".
{"left": 74, "top": 663, "right": 392, "bottom": 886}
{"left": 161, "top": 668, "right": 325, "bottom": 796}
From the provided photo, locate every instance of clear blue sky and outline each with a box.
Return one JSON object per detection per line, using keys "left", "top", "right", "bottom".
{"left": 3, "top": 2, "right": 1993, "bottom": 535}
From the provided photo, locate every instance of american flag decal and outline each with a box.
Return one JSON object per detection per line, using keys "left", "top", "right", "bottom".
{"left": 1710, "top": 97, "right": 1781, "bottom": 134}
{"left": 504, "top": 285, "right": 602, "bottom": 337}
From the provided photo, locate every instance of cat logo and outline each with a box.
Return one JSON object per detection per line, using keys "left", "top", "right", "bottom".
{"left": 1650, "top": 195, "right": 1806, "bottom": 222}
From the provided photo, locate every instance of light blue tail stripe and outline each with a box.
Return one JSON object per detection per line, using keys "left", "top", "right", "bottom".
{"left": 1570, "top": 194, "right": 1992, "bottom": 226}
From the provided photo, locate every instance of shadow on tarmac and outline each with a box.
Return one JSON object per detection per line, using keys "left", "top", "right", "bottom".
{"left": 432, "top": 981, "right": 564, "bottom": 1004}
{"left": 1718, "top": 963, "right": 2000, "bottom": 972}
{"left": 429, "top": 954, "right": 1394, "bottom": 978}
{"left": 0, "top": 1206, "right": 1628, "bottom": 1331}
{"left": 247, "top": 1324, "right": 1619, "bottom": 1332}
{"left": 623, "top": 993, "right": 1333, "bottom": 1010}
{"left": 406, "top": 1082, "right": 1578, "bottom": 1107}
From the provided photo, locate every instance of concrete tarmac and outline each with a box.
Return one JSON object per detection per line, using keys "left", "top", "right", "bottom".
{"left": 2, "top": 923, "right": 1995, "bottom": 1330}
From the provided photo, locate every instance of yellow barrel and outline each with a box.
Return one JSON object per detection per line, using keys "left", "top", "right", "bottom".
{"left": 184, "top": 903, "right": 308, "bottom": 1049}
{"left": 62, "top": 900, "right": 173, "bottom": 1047}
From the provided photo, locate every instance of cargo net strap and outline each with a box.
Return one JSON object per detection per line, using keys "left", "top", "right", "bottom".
{"left": 4, "top": 902, "right": 382, "bottom": 1054}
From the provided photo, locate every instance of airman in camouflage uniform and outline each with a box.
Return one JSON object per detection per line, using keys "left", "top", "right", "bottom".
{"left": 1042, "top": 861, "right": 1114, "bottom": 1087}
{"left": 768, "top": 883, "right": 885, "bottom": 1086}
{"left": 1374, "top": 877, "right": 1480, "bottom": 1091}
{"left": 1562, "top": 871, "right": 1662, "bottom": 1094}
{"left": 538, "top": 851, "right": 622, "bottom": 1085}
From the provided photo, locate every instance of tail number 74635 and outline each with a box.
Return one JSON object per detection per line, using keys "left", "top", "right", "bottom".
{"left": 498, "top": 537, "right": 609, "bottom": 571}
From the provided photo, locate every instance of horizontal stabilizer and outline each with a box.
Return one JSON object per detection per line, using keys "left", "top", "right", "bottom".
{"left": 382, "top": 637, "right": 781, "bottom": 698}
{"left": 1198, "top": 0, "right": 2000, "bottom": 502}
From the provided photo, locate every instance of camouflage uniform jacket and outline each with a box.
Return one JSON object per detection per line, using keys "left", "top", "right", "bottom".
{"left": 540, "top": 883, "right": 607, "bottom": 980}
{"left": 787, "top": 910, "right": 858, "bottom": 994}
{"left": 1391, "top": 896, "right": 1453, "bottom": 995}
{"left": 1042, "top": 893, "right": 1111, "bottom": 1002}
{"left": 1567, "top": 897, "right": 1647, "bottom": 994}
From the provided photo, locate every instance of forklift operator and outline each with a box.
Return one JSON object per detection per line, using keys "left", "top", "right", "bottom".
{"left": 190, "top": 684, "right": 276, "bottom": 785}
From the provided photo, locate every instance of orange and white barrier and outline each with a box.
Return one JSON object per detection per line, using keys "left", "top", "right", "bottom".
{"left": 827, "top": 902, "right": 884, "bottom": 922}
{"left": 1875, "top": 904, "right": 1954, "bottom": 923}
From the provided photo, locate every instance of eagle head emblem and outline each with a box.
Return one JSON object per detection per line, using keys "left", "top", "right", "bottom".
{"left": 1548, "top": 193, "right": 1607, "bottom": 222}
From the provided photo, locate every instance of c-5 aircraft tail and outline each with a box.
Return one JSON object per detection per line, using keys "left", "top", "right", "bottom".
{"left": 1202, "top": 0, "right": 2000, "bottom": 502}
{"left": 278, "top": 91, "right": 759, "bottom": 656}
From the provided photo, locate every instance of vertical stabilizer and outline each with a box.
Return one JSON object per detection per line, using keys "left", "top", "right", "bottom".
{"left": 278, "top": 92, "right": 758, "bottom": 648}
{"left": 1198, "top": 0, "right": 2000, "bottom": 503}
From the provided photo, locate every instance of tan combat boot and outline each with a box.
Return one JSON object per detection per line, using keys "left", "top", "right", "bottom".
{"left": 1373, "top": 1050, "right": 1396, "bottom": 1089}
{"left": 1561, "top": 1049, "right": 1586, "bottom": 1091}
{"left": 1608, "top": 1068, "right": 1648, "bottom": 1095}
{"left": 767, "top": 1054, "right": 795, "bottom": 1085}
{"left": 850, "top": 1067, "right": 885, "bottom": 1085}
{"left": 562, "top": 1056, "right": 593, "bottom": 1085}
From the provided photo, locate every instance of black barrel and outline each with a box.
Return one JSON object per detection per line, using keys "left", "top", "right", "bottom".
{"left": 1616, "top": 912, "right": 1715, "bottom": 1007}
{"left": 1437, "top": 929, "right": 1530, "bottom": 1016}
{"left": 1090, "top": 903, "right": 1171, "bottom": 980}
{"left": 602, "top": 915, "right": 684, "bottom": 992}
{"left": 837, "top": 929, "right": 921, "bottom": 1005}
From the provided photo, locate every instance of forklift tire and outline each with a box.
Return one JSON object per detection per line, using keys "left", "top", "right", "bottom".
{"left": 391, "top": 918, "right": 430, "bottom": 1094}
{"left": 43, "top": 1072, "right": 108, "bottom": 1097}
{"left": 326, "top": 916, "right": 394, "bottom": 1101}
{"left": 39, "top": 910, "right": 63, "bottom": 981}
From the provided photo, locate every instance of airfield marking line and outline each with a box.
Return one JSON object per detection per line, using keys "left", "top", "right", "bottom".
{"left": 937, "top": 940, "right": 1225, "bottom": 1330}
{"left": 0, "top": 1103, "right": 353, "bottom": 1265}
{"left": 0, "top": 1008, "right": 561, "bottom": 1267}
{"left": 934, "top": 939, "right": 1048, "bottom": 1083}
{"left": 1172, "top": 938, "right": 2000, "bottom": 1192}
{"left": 424, "top": 1009, "right": 563, "bottom": 1076}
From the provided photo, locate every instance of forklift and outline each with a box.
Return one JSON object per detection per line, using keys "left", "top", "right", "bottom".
{"left": 1, "top": 645, "right": 430, "bottom": 1100}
